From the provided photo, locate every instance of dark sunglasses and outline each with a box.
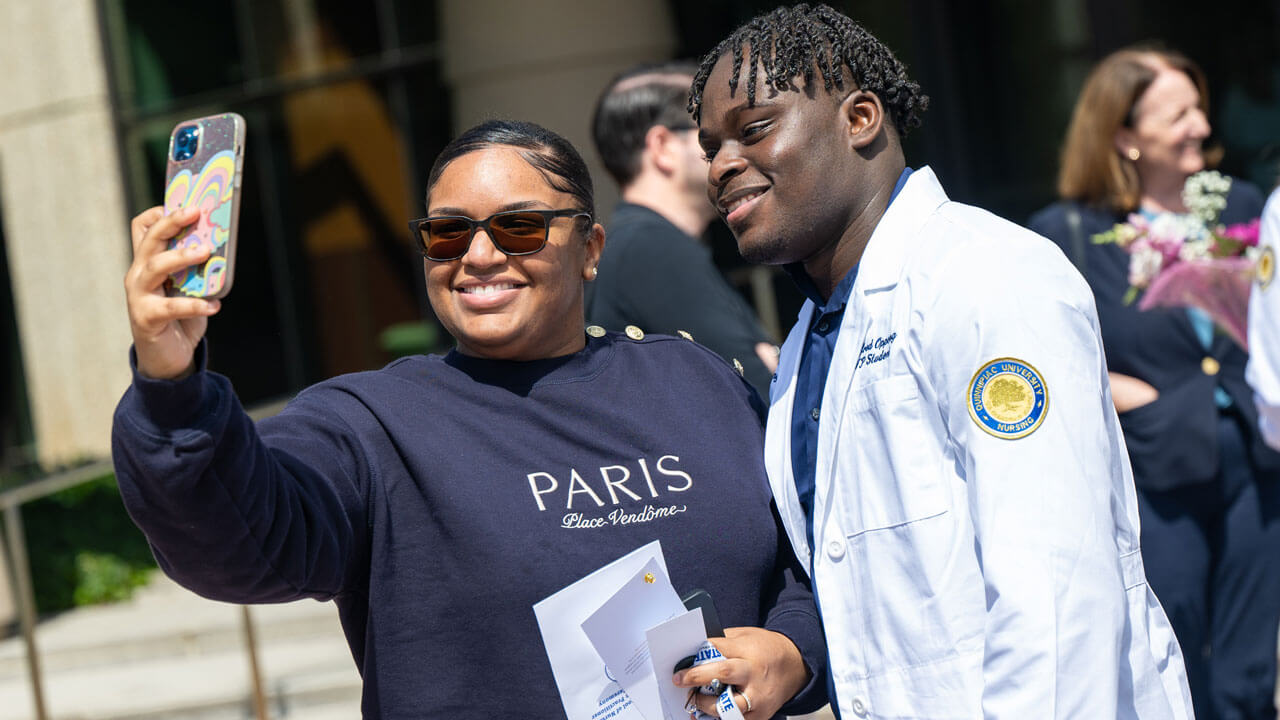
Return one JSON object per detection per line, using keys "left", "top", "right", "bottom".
{"left": 408, "top": 208, "right": 592, "bottom": 261}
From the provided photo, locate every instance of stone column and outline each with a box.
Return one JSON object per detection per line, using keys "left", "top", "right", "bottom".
{"left": 438, "top": 0, "right": 678, "bottom": 220}
{"left": 0, "top": 1, "right": 133, "bottom": 467}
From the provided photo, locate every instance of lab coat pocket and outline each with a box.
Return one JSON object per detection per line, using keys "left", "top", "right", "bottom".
{"left": 841, "top": 374, "right": 969, "bottom": 672}
{"left": 843, "top": 374, "right": 948, "bottom": 534}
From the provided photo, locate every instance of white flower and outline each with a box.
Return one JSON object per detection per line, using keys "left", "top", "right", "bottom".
{"left": 1144, "top": 212, "right": 1209, "bottom": 259}
{"left": 1183, "top": 170, "right": 1231, "bottom": 224}
{"left": 1129, "top": 244, "right": 1164, "bottom": 288}
{"left": 1179, "top": 237, "right": 1213, "bottom": 261}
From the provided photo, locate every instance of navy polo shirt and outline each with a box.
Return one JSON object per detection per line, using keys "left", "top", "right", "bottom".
{"left": 787, "top": 168, "right": 912, "bottom": 552}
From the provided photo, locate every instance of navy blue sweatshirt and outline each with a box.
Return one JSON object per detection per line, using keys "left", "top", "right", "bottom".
{"left": 112, "top": 332, "right": 827, "bottom": 719}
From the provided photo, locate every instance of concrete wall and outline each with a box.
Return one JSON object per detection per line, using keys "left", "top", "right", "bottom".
{"left": 0, "top": 1, "right": 133, "bottom": 467}
{"left": 439, "top": 0, "right": 678, "bottom": 221}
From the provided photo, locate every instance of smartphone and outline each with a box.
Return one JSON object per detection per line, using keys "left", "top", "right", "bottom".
{"left": 163, "top": 113, "right": 246, "bottom": 298}
{"left": 681, "top": 588, "right": 724, "bottom": 638}
{"left": 673, "top": 588, "right": 725, "bottom": 672}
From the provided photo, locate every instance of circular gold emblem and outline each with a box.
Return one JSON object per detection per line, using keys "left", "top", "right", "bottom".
{"left": 625, "top": 325, "right": 645, "bottom": 340}
{"left": 983, "top": 375, "right": 1034, "bottom": 423}
{"left": 1258, "top": 246, "right": 1275, "bottom": 290}
{"left": 586, "top": 325, "right": 606, "bottom": 338}
{"left": 643, "top": 573, "right": 655, "bottom": 584}
{"left": 968, "top": 358, "right": 1048, "bottom": 440}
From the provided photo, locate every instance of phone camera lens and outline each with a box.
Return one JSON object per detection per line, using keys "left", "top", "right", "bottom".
{"left": 172, "top": 125, "right": 200, "bottom": 161}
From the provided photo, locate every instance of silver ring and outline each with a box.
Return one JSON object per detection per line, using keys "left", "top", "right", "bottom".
{"left": 707, "top": 678, "right": 724, "bottom": 695}
{"left": 740, "top": 691, "right": 753, "bottom": 712}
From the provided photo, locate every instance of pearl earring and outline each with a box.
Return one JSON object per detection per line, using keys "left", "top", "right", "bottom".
{"left": 1127, "top": 147, "right": 1141, "bottom": 161}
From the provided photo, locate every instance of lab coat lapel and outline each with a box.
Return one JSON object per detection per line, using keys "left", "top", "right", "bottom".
{"left": 810, "top": 168, "right": 949, "bottom": 538}
{"left": 766, "top": 301, "right": 817, "bottom": 574}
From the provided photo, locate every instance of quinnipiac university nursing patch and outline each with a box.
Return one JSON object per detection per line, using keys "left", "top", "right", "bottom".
{"left": 1258, "top": 246, "right": 1275, "bottom": 290}
{"left": 968, "top": 357, "right": 1048, "bottom": 439}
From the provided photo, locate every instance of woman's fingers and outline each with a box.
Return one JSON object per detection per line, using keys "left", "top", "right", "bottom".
{"left": 146, "top": 242, "right": 213, "bottom": 286}
{"left": 130, "top": 295, "right": 221, "bottom": 326}
{"left": 672, "top": 645, "right": 749, "bottom": 689}
{"left": 673, "top": 649, "right": 751, "bottom": 718}
{"left": 127, "top": 229, "right": 211, "bottom": 300}
{"left": 687, "top": 687, "right": 751, "bottom": 718}
{"left": 128, "top": 290, "right": 220, "bottom": 335}
{"left": 130, "top": 206, "right": 166, "bottom": 253}
{"left": 132, "top": 206, "right": 196, "bottom": 256}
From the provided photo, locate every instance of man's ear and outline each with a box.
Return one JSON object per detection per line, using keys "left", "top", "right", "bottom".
{"left": 841, "top": 90, "right": 884, "bottom": 150}
{"left": 644, "top": 125, "right": 679, "bottom": 175}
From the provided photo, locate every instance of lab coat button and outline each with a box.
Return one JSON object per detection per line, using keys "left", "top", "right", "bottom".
{"left": 827, "top": 539, "right": 845, "bottom": 560}
{"left": 810, "top": 407, "right": 821, "bottom": 421}
{"left": 851, "top": 697, "right": 868, "bottom": 716}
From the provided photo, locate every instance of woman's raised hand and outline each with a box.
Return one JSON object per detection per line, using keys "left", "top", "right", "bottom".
{"left": 124, "top": 206, "right": 222, "bottom": 380}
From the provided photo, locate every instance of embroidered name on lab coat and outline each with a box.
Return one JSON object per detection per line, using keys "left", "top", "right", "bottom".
{"left": 856, "top": 332, "right": 897, "bottom": 370}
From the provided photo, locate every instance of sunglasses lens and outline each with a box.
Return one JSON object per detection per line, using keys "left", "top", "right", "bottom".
{"left": 423, "top": 218, "right": 472, "bottom": 260}
{"left": 490, "top": 212, "right": 549, "bottom": 254}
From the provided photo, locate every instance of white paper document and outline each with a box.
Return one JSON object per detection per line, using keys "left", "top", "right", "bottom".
{"left": 533, "top": 541, "right": 667, "bottom": 720}
{"left": 581, "top": 559, "right": 687, "bottom": 720}
{"left": 533, "top": 541, "right": 713, "bottom": 720}
{"left": 644, "top": 609, "right": 714, "bottom": 720}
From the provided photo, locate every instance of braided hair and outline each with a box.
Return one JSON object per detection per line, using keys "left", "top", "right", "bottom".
{"left": 689, "top": 3, "right": 927, "bottom": 135}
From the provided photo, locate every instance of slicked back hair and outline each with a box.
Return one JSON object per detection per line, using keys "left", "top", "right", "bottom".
{"left": 689, "top": 3, "right": 927, "bottom": 136}
{"left": 427, "top": 119, "right": 595, "bottom": 220}
{"left": 592, "top": 61, "right": 700, "bottom": 187}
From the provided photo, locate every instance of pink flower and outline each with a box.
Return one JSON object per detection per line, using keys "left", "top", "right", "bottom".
{"left": 1145, "top": 213, "right": 1191, "bottom": 262}
{"left": 1219, "top": 218, "right": 1261, "bottom": 246}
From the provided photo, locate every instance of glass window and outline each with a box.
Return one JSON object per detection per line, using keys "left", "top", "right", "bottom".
{"left": 0, "top": 200, "right": 35, "bottom": 481}
{"left": 101, "top": 0, "right": 450, "bottom": 404}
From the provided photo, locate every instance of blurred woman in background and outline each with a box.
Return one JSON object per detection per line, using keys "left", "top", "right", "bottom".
{"left": 1030, "top": 47, "right": 1280, "bottom": 719}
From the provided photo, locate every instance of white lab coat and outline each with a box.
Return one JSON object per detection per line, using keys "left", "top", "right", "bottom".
{"left": 1247, "top": 187, "right": 1280, "bottom": 450}
{"left": 765, "top": 168, "right": 1193, "bottom": 719}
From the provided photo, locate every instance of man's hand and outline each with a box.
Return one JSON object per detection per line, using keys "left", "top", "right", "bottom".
{"left": 125, "top": 206, "right": 221, "bottom": 380}
{"left": 672, "top": 626, "right": 809, "bottom": 718}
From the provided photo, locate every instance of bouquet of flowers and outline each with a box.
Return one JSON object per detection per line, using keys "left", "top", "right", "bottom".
{"left": 1093, "top": 170, "right": 1261, "bottom": 349}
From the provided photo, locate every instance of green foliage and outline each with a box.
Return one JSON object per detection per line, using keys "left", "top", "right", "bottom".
{"left": 16, "top": 473, "right": 156, "bottom": 612}
{"left": 73, "top": 552, "right": 152, "bottom": 606}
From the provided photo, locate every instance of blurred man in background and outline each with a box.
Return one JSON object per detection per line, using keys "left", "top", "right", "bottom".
{"left": 587, "top": 61, "right": 778, "bottom": 395}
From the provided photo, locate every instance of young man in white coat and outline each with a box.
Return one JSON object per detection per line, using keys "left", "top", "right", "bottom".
{"left": 673, "top": 4, "right": 1194, "bottom": 718}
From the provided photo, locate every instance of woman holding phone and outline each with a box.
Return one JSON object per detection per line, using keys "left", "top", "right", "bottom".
{"left": 113, "top": 119, "right": 824, "bottom": 719}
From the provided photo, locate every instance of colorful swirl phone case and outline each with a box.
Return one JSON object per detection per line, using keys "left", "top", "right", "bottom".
{"left": 164, "top": 113, "right": 245, "bottom": 298}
